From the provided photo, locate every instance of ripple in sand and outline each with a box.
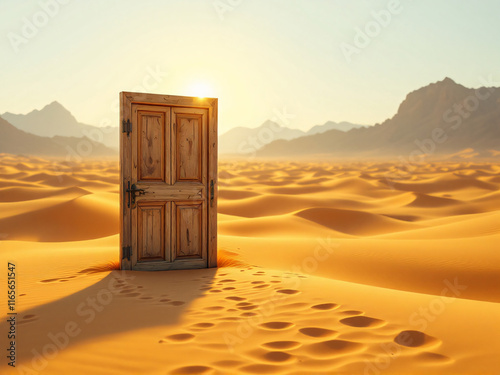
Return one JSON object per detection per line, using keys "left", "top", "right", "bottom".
{"left": 226, "top": 296, "right": 246, "bottom": 301}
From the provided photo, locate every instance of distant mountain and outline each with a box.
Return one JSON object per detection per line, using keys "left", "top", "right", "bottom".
{"left": 219, "top": 120, "right": 305, "bottom": 154}
{"left": 258, "top": 78, "right": 500, "bottom": 157}
{"left": 307, "top": 121, "right": 365, "bottom": 135}
{"left": 0, "top": 116, "right": 116, "bottom": 157}
{"left": 1, "top": 101, "right": 119, "bottom": 150}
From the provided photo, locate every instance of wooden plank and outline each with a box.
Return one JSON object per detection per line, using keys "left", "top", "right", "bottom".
{"left": 120, "top": 92, "right": 132, "bottom": 270}
{"left": 208, "top": 100, "right": 218, "bottom": 268}
{"left": 122, "top": 92, "right": 217, "bottom": 109}
{"left": 133, "top": 185, "right": 204, "bottom": 201}
{"left": 133, "top": 259, "right": 207, "bottom": 271}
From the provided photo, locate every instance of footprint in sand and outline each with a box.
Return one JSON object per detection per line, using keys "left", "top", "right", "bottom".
{"left": 237, "top": 302, "right": 258, "bottom": 311}
{"left": 241, "top": 312, "right": 257, "bottom": 317}
{"left": 169, "top": 301, "right": 185, "bottom": 306}
{"left": 18, "top": 314, "right": 38, "bottom": 325}
{"left": 239, "top": 364, "right": 281, "bottom": 374}
{"left": 276, "top": 289, "right": 300, "bottom": 295}
{"left": 252, "top": 271, "right": 266, "bottom": 276}
{"left": 306, "top": 339, "right": 365, "bottom": 358}
{"left": 225, "top": 296, "right": 246, "bottom": 302}
{"left": 204, "top": 306, "right": 224, "bottom": 311}
{"left": 248, "top": 349, "right": 295, "bottom": 364}
{"left": 218, "top": 279, "right": 236, "bottom": 283}
{"left": 223, "top": 287, "right": 236, "bottom": 290}
{"left": 122, "top": 292, "right": 141, "bottom": 297}
{"left": 190, "top": 322, "right": 215, "bottom": 329}
{"left": 253, "top": 284, "right": 270, "bottom": 289}
{"left": 299, "top": 327, "right": 338, "bottom": 338}
{"left": 262, "top": 351, "right": 294, "bottom": 363}
{"left": 394, "top": 330, "right": 441, "bottom": 348}
{"left": 261, "top": 341, "right": 301, "bottom": 350}
{"left": 160, "top": 333, "right": 195, "bottom": 343}
{"left": 212, "top": 360, "right": 244, "bottom": 368}
{"left": 339, "top": 310, "right": 364, "bottom": 316}
{"left": 259, "top": 322, "right": 295, "bottom": 330}
{"left": 415, "top": 352, "right": 453, "bottom": 364}
{"left": 340, "top": 316, "right": 386, "bottom": 328}
{"left": 311, "top": 303, "right": 339, "bottom": 311}
{"left": 169, "top": 365, "right": 214, "bottom": 374}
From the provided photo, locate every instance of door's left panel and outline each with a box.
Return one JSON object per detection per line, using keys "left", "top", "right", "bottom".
{"left": 131, "top": 105, "right": 171, "bottom": 267}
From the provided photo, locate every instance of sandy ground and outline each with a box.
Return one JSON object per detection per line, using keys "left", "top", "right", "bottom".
{"left": 0, "top": 154, "right": 499, "bottom": 374}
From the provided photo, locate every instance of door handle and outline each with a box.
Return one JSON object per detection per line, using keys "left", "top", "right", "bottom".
{"left": 126, "top": 181, "right": 146, "bottom": 208}
{"left": 210, "top": 180, "right": 215, "bottom": 208}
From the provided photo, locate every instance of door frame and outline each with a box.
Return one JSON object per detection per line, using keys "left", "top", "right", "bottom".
{"left": 120, "top": 92, "right": 218, "bottom": 270}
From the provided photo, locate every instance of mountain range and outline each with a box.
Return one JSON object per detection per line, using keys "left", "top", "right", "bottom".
{"left": 218, "top": 120, "right": 364, "bottom": 154}
{"left": 257, "top": 78, "right": 500, "bottom": 158}
{"left": 1, "top": 101, "right": 119, "bottom": 150}
{"left": 1, "top": 78, "right": 498, "bottom": 158}
{"left": 0, "top": 116, "right": 116, "bottom": 157}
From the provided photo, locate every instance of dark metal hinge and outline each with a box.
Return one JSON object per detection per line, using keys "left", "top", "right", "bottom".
{"left": 122, "top": 119, "right": 131, "bottom": 135}
{"left": 122, "top": 246, "right": 131, "bottom": 261}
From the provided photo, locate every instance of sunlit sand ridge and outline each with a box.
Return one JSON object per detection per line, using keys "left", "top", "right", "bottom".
{"left": 0, "top": 154, "right": 499, "bottom": 374}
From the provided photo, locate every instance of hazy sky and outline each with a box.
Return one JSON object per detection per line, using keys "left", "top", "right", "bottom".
{"left": 1, "top": 0, "right": 499, "bottom": 133}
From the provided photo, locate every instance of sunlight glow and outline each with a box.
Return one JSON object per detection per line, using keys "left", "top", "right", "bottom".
{"left": 187, "top": 82, "right": 213, "bottom": 98}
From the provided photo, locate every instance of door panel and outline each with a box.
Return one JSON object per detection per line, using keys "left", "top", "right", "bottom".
{"left": 172, "top": 107, "right": 207, "bottom": 185}
{"left": 120, "top": 93, "right": 217, "bottom": 271}
{"left": 137, "top": 202, "right": 166, "bottom": 262}
{"left": 173, "top": 201, "right": 205, "bottom": 260}
{"left": 138, "top": 111, "right": 165, "bottom": 182}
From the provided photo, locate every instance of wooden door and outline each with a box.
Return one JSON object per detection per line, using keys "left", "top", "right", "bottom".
{"left": 120, "top": 92, "right": 217, "bottom": 270}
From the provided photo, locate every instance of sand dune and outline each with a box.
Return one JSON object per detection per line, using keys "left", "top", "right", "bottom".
{"left": 0, "top": 155, "right": 499, "bottom": 374}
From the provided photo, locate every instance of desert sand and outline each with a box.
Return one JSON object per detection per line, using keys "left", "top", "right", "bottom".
{"left": 1, "top": 153, "right": 499, "bottom": 374}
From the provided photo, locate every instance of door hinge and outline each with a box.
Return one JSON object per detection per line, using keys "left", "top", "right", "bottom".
{"left": 122, "top": 246, "right": 131, "bottom": 261}
{"left": 122, "top": 119, "right": 131, "bottom": 135}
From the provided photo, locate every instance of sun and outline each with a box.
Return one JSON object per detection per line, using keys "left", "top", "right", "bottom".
{"left": 187, "top": 81, "right": 213, "bottom": 98}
